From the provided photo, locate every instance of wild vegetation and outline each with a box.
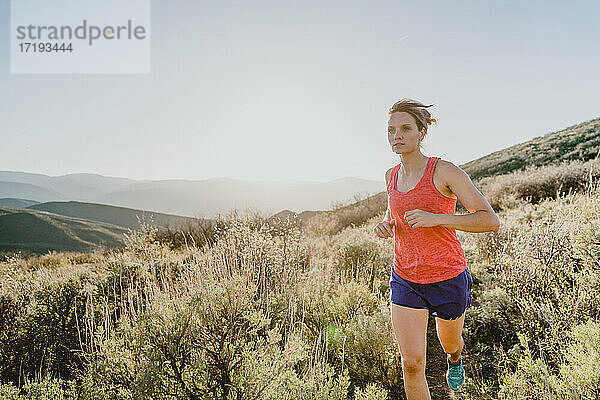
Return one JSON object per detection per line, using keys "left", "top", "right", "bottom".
{"left": 459, "top": 117, "right": 600, "bottom": 181}
{"left": 1, "top": 156, "right": 600, "bottom": 399}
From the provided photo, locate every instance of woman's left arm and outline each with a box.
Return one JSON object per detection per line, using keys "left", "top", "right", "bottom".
{"left": 435, "top": 162, "right": 500, "bottom": 233}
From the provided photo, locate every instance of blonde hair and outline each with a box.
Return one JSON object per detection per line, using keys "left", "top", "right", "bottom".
{"left": 388, "top": 98, "right": 437, "bottom": 134}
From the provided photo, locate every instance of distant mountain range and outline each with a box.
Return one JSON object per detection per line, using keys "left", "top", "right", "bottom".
{"left": 0, "top": 172, "right": 384, "bottom": 218}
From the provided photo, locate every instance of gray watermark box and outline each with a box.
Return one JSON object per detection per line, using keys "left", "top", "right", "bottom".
{"left": 11, "top": 0, "right": 151, "bottom": 74}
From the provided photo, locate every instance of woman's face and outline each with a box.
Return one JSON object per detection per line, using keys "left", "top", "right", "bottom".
{"left": 387, "top": 111, "right": 423, "bottom": 153}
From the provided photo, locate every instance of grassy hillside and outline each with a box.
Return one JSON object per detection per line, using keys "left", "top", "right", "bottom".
{"left": 0, "top": 206, "right": 127, "bottom": 254}
{"left": 460, "top": 117, "right": 600, "bottom": 181}
{"left": 0, "top": 198, "right": 40, "bottom": 208}
{"left": 27, "top": 200, "right": 206, "bottom": 231}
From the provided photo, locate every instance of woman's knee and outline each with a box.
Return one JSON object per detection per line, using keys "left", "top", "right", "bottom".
{"left": 438, "top": 334, "right": 463, "bottom": 354}
{"left": 401, "top": 355, "right": 426, "bottom": 375}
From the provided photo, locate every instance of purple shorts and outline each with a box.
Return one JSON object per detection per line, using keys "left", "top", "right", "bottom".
{"left": 389, "top": 266, "right": 473, "bottom": 320}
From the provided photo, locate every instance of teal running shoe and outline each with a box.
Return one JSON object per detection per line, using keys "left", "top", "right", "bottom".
{"left": 446, "top": 357, "right": 465, "bottom": 391}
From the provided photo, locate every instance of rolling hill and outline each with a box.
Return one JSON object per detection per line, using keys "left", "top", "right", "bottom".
{"left": 0, "top": 206, "right": 128, "bottom": 254}
{"left": 27, "top": 201, "right": 204, "bottom": 231}
{"left": 0, "top": 181, "right": 64, "bottom": 202}
{"left": 0, "top": 198, "right": 40, "bottom": 208}
{"left": 460, "top": 117, "right": 600, "bottom": 181}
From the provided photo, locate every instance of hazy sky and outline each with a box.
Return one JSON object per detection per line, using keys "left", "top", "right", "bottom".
{"left": 1, "top": 0, "right": 599, "bottom": 182}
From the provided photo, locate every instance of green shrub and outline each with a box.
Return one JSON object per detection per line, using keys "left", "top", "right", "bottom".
{"left": 463, "top": 286, "right": 521, "bottom": 390}
{"left": 499, "top": 321, "right": 600, "bottom": 400}
{"left": 498, "top": 333, "right": 559, "bottom": 400}
{"left": 329, "top": 281, "right": 379, "bottom": 324}
{"left": 202, "top": 214, "right": 309, "bottom": 306}
{"left": 269, "top": 269, "right": 335, "bottom": 343}
{"left": 21, "top": 376, "right": 78, "bottom": 400}
{"left": 572, "top": 223, "right": 600, "bottom": 271}
{"left": 263, "top": 362, "right": 351, "bottom": 400}
{"left": 0, "top": 292, "right": 21, "bottom": 384}
{"left": 0, "top": 383, "right": 20, "bottom": 400}
{"left": 0, "top": 276, "right": 90, "bottom": 385}
{"left": 555, "top": 319, "right": 600, "bottom": 399}
{"left": 339, "top": 309, "right": 403, "bottom": 393}
{"left": 87, "top": 273, "right": 327, "bottom": 400}
{"left": 353, "top": 382, "right": 388, "bottom": 400}
{"left": 334, "top": 240, "right": 387, "bottom": 291}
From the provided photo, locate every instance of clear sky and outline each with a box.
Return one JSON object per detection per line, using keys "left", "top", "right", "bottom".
{"left": 1, "top": 0, "right": 599, "bottom": 182}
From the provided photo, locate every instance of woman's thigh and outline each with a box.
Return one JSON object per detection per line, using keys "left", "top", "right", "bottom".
{"left": 391, "top": 303, "right": 429, "bottom": 361}
{"left": 435, "top": 310, "right": 466, "bottom": 350}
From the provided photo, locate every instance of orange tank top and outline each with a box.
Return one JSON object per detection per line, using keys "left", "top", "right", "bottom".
{"left": 387, "top": 156, "right": 467, "bottom": 284}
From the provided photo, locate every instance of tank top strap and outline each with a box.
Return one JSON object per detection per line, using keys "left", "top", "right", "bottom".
{"left": 387, "top": 163, "right": 402, "bottom": 192}
{"left": 423, "top": 156, "right": 438, "bottom": 183}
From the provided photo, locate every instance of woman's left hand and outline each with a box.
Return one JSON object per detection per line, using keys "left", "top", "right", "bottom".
{"left": 404, "top": 209, "right": 439, "bottom": 228}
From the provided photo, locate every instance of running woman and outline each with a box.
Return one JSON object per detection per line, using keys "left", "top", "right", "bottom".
{"left": 373, "top": 99, "right": 500, "bottom": 399}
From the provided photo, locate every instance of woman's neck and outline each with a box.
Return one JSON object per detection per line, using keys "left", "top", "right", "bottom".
{"left": 399, "top": 152, "right": 429, "bottom": 174}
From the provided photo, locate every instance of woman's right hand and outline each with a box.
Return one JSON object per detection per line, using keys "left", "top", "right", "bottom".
{"left": 374, "top": 219, "right": 395, "bottom": 239}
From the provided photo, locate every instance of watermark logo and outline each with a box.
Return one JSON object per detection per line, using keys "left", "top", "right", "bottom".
{"left": 11, "top": 0, "right": 151, "bottom": 74}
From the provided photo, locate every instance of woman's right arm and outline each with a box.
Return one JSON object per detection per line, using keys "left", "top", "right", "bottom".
{"left": 383, "top": 167, "right": 393, "bottom": 222}
{"left": 374, "top": 168, "right": 395, "bottom": 238}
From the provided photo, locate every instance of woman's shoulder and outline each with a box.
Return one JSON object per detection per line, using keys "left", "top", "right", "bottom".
{"left": 432, "top": 158, "right": 471, "bottom": 190}
{"left": 434, "top": 158, "right": 466, "bottom": 175}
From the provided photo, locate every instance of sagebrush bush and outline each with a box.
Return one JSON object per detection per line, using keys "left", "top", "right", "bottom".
{"left": 0, "top": 275, "right": 92, "bottom": 385}
{"left": 498, "top": 333, "right": 558, "bottom": 400}
{"left": 89, "top": 272, "right": 269, "bottom": 399}
{"left": 199, "top": 213, "right": 309, "bottom": 309}
{"left": 0, "top": 383, "right": 20, "bottom": 400}
{"left": 305, "top": 193, "right": 386, "bottom": 237}
{"left": 479, "top": 158, "right": 600, "bottom": 211}
{"left": 339, "top": 308, "right": 403, "bottom": 393}
{"left": 353, "top": 382, "right": 389, "bottom": 400}
{"left": 263, "top": 362, "right": 351, "bottom": 400}
{"left": 499, "top": 320, "right": 600, "bottom": 400}
{"left": 87, "top": 267, "right": 354, "bottom": 400}
{"left": 329, "top": 281, "right": 379, "bottom": 324}
{"left": 555, "top": 319, "right": 600, "bottom": 398}
{"left": 334, "top": 239, "right": 387, "bottom": 291}
{"left": 463, "top": 286, "right": 521, "bottom": 389}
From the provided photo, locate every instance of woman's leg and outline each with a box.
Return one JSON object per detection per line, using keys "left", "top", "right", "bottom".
{"left": 435, "top": 310, "right": 466, "bottom": 362}
{"left": 391, "top": 303, "right": 431, "bottom": 400}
